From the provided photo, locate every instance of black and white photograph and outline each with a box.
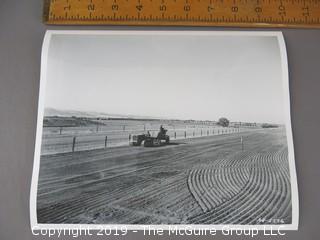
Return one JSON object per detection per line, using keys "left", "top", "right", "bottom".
{"left": 30, "top": 31, "right": 298, "bottom": 230}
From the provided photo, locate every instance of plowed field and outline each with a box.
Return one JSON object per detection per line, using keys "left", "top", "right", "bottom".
{"left": 37, "top": 128, "right": 291, "bottom": 225}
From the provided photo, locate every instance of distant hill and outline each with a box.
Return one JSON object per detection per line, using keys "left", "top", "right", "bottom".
{"left": 43, "top": 108, "right": 230, "bottom": 125}
{"left": 44, "top": 108, "right": 159, "bottom": 120}
{"left": 43, "top": 116, "right": 104, "bottom": 127}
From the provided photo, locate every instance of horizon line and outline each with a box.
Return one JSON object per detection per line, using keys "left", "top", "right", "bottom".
{"left": 44, "top": 107, "right": 282, "bottom": 125}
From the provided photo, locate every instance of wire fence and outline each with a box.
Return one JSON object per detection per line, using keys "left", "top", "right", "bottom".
{"left": 41, "top": 124, "right": 256, "bottom": 155}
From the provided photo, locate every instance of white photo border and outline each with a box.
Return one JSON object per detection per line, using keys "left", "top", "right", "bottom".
{"left": 30, "top": 30, "right": 299, "bottom": 231}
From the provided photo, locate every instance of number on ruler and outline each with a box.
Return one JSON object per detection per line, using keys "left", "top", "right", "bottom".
{"left": 302, "top": 6, "right": 310, "bottom": 17}
{"left": 255, "top": 6, "right": 262, "bottom": 14}
{"left": 231, "top": 6, "right": 238, "bottom": 13}
{"left": 279, "top": 5, "right": 286, "bottom": 16}
{"left": 64, "top": 5, "right": 71, "bottom": 11}
{"left": 136, "top": 4, "right": 143, "bottom": 11}
{"left": 184, "top": 5, "right": 191, "bottom": 12}
{"left": 112, "top": 4, "right": 119, "bottom": 11}
{"left": 88, "top": 3, "right": 95, "bottom": 11}
{"left": 160, "top": 5, "right": 167, "bottom": 11}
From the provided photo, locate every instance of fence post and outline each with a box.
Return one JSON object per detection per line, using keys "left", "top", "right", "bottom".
{"left": 207, "top": 130, "right": 209, "bottom": 136}
{"left": 241, "top": 137, "right": 244, "bottom": 151}
{"left": 201, "top": 129, "right": 202, "bottom": 136}
{"left": 174, "top": 132, "right": 176, "bottom": 139}
{"left": 72, "top": 136, "right": 76, "bottom": 152}
{"left": 105, "top": 136, "right": 108, "bottom": 148}
{"left": 184, "top": 131, "right": 186, "bottom": 138}
{"left": 96, "top": 124, "right": 99, "bottom": 132}
{"left": 129, "top": 134, "right": 131, "bottom": 141}
{"left": 59, "top": 126, "right": 62, "bottom": 135}
{"left": 144, "top": 124, "right": 146, "bottom": 131}
{"left": 193, "top": 131, "right": 195, "bottom": 137}
{"left": 213, "top": 129, "right": 214, "bottom": 135}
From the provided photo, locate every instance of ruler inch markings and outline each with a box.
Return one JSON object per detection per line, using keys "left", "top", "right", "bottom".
{"left": 44, "top": 0, "right": 320, "bottom": 28}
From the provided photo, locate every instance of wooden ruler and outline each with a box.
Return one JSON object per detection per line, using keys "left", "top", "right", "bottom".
{"left": 44, "top": 0, "right": 320, "bottom": 28}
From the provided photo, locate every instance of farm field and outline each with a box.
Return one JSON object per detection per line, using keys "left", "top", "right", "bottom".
{"left": 41, "top": 119, "right": 250, "bottom": 155}
{"left": 36, "top": 127, "right": 291, "bottom": 225}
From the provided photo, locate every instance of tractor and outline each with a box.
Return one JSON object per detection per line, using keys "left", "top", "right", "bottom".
{"left": 130, "top": 126, "right": 170, "bottom": 147}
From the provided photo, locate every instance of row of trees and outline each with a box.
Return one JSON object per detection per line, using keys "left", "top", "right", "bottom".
{"left": 217, "top": 117, "right": 279, "bottom": 128}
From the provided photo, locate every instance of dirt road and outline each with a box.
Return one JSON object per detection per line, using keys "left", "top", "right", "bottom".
{"left": 37, "top": 128, "right": 291, "bottom": 225}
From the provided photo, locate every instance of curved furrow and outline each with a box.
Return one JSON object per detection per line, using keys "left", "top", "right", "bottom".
{"left": 205, "top": 169, "right": 223, "bottom": 207}
{"left": 239, "top": 163, "right": 280, "bottom": 224}
{"left": 262, "top": 148, "right": 291, "bottom": 222}
{"left": 220, "top": 163, "right": 272, "bottom": 224}
{"left": 195, "top": 167, "right": 260, "bottom": 223}
{"left": 187, "top": 169, "right": 208, "bottom": 211}
{"left": 187, "top": 166, "right": 258, "bottom": 223}
{"left": 188, "top": 165, "right": 249, "bottom": 212}
{"left": 188, "top": 147, "right": 291, "bottom": 225}
{"left": 188, "top": 152, "right": 272, "bottom": 223}
{"left": 187, "top": 152, "right": 258, "bottom": 216}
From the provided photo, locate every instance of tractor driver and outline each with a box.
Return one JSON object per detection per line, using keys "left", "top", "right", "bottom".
{"left": 160, "top": 125, "right": 165, "bottom": 134}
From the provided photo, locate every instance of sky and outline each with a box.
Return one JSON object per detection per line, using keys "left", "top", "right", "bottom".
{"left": 44, "top": 33, "right": 286, "bottom": 124}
